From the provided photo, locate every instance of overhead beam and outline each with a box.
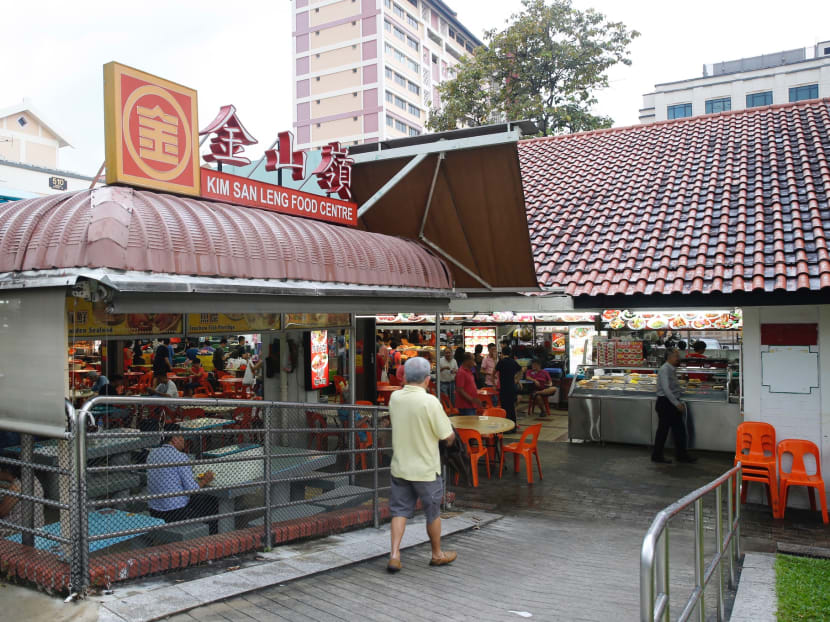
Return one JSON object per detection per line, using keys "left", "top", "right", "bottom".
{"left": 350, "top": 129, "right": 522, "bottom": 164}
{"left": 357, "top": 153, "right": 427, "bottom": 219}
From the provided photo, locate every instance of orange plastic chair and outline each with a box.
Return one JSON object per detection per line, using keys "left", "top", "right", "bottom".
{"left": 477, "top": 388, "right": 496, "bottom": 411}
{"left": 456, "top": 428, "right": 490, "bottom": 487}
{"left": 500, "top": 423, "right": 543, "bottom": 483}
{"left": 306, "top": 411, "right": 340, "bottom": 451}
{"left": 440, "top": 393, "right": 459, "bottom": 415}
{"left": 734, "top": 422, "right": 779, "bottom": 517}
{"left": 777, "top": 439, "right": 828, "bottom": 524}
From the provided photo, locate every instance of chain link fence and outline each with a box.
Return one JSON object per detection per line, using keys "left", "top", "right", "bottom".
{"left": 0, "top": 396, "right": 396, "bottom": 595}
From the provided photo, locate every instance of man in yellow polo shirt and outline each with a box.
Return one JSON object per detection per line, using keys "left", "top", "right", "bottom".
{"left": 387, "top": 356, "right": 457, "bottom": 573}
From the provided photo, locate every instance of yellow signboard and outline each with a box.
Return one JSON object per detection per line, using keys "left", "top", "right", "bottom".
{"left": 66, "top": 298, "right": 183, "bottom": 338}
{"left": 284, "top": 313, "right": 351, "bottom": 329}
{"left": 187, "top": 313, "right": 281, "bottom": 334}
{"left": 104, "top": 62, "right": 201, "bottom": 196}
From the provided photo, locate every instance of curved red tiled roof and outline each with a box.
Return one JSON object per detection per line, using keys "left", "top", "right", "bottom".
{"left": 0, "top": 186, "right": 452, "bottom": 290}
{"left": 519, "top": 98, "right": 830, "bottom": 298}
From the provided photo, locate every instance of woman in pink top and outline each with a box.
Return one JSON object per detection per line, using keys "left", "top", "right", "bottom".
{"left": 525, "top": 359, "right": 556, "bottom": 416}
{"left": 479, "top": 343, "right": 499, "bottom": 406}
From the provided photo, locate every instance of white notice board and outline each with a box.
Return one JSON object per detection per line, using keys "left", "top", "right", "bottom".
{"left": 761, "top": 346, "right": 819, "bottom": 394}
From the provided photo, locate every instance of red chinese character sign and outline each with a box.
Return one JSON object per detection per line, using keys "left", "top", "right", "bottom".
{"left": 199, "top": 104, "right": 257, "bottom": 167}
{"left": 264, "top": 131, "right": 306, "bottom": 181}
{"left": 313, "top": 141, "right": 353, "bottom": 201}
{"left": 104, "top": 62, "right": 200, "bottom": 196}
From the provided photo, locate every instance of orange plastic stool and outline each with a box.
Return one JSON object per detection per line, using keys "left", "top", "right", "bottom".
{"left": 500, "top": 423, "right": 543, "bottom": 484}
{"left": 440, "top": 393, "right": 459, "bottom": 415}
{"left": 456, "top": 428, "right": 490, "bottom": 487}
{"left": 777, "top": 439, "right": 829, "bottom": 524}
{"left": 735, "top": 421, "right": 779, "bottom": 517}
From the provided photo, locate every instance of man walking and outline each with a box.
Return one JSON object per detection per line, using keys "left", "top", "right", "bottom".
{"left": 653, "top": 348, "right": 696, "bottom": 464}
{"left": 387, "top": 356, "right": 457, "bottom": 573}
{"left": 438, "top": 347, "right": 458, "bottom": 405}
{"left": 454, "top": 353, "right": 481, "bottom": 416}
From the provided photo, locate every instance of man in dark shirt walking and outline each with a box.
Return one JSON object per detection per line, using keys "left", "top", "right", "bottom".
{"left": 213, "top": 338, "right": 229, "bottom": 372}
{"left": 496, "top": 347, "right": 522, "bottom": 432}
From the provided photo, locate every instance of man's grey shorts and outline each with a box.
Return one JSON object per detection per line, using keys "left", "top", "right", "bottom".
{"left": 390, "top": 475, "right": 443, "bottom": 523}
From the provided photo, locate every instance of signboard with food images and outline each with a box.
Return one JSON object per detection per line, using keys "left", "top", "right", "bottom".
{"left": 309, "top": 329, "right": 329, "bottom": 390}
{"left": 601, "top": 309, "right": 742, "bottom": 331}
{"left": 375, "top": 312, "right": 598, "bottom": 325}
{"left": 284, "top": 313, "right": 351, "bottom": 329}
{"left": 187, "top": 313, "right": 280, "bottom": 334}
{"left": 66, "top": 298, "right": 182, "bottom": 338}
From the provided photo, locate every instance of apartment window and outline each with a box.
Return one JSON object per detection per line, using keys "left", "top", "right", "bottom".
{"left": 667, "top": 103, "right": 692, "bottom": 119}
{"left": 384, "top": 0, "right": 391, "bottom": 7}
{"left": 393, "top": 3, "right": 405, "bottom": 19}
{"left": 746, "top": 91, "right": 773, "bottom": 108}
{"left": 409, "top": 127, "right": 420, "bottom": 136}
{"left": 385, "top": 67, "right": 394, "bottom": 80}
{"left": 408, "top": 103, "right": 420, "bottom": 117}
{"left": 386, "top": 115, "right": 394, "bottom": 127}
{"left": 394, "top": 26, "right": 405, "bottom": 41}
{"left": 384, "top": 20, "right": 391, "bottom": 32}
{"left": 395, "top": 119, "right": 407, "bottom": 132}
{"left": 466, "top": 42, "right": 474, "bottom": 52}
{"left": 789, "top": 84, "right": 818, "bottom": 102}
{"left": 408, "top": 80, "right": 420, "bottom": 95}
{"left": 407, "top": 58, "right": 418, "bottom": 72}
{"left": 449, "top": 27, "right": 456, "bottom": 39}
{"left": 406, "top": 14, "right": 418, "bottom": 29}
{"left": 427, "top": 29, "right": 442, "bottom": 46}
{"left": 705, "top": 97, "right": 731, "bottom": 114}
{"left": 394, "top": 94, "right": 407, "bottom": 109}
{"left": 407, "top": 0, "right": 417, "bottom": 6}
{"left": 394, "top": 72, "right": 407, "bottom": 87}
{"left": 385, "top": 91, "right": 394, "bottom": 104}
{"left": 406, "top": 36, "right": 419, "bottom": 51}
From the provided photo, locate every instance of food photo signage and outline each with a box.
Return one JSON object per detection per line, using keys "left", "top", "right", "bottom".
{"left": 309, "top": 330, "right": 329, "bottom": 390}
{"left": 103, "top": 63, "right": 357, "bottom": 225}
{"left": 375, "top": 312, "right": 598, "bottom": 324}
{"left": 187, "top": 313, "right": 280, "bottom": 334}
{"left": 601, "top": 309, "right": 743, "bottom": 331}
{"left": 66, "top": 298, "right": 182, "bottom": 338}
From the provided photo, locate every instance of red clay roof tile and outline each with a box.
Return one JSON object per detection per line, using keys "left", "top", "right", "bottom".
{"left": 519, "top": 98, "right": 830, "bottom": 297}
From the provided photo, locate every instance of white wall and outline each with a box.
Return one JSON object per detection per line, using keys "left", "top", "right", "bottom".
{"left": 0, "top": 162, "right": 92, "bottom": 199}
{"left": 640, "top": 59, "right": 830, "bottom": 123}
{"left": 742, "top": 305, "right": 830, "bottom": 509}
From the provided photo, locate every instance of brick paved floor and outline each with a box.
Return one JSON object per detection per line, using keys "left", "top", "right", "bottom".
{"left": 175, "top": 440, "right": 828, "bottom": 621}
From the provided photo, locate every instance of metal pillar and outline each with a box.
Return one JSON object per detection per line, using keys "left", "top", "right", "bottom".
{"left": 263, "top": 405, "right": 273, "bottom": 549}
{"left": 20, "top": 434, "right": 34, "bottom": 547}
{"left": 348, "top": 314, "right": 357, "bottom": 484}
{"left": 435, "top": 314, "right": 442, "bottom": 397}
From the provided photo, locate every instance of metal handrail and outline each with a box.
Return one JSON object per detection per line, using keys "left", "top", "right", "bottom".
{"left": 640, "top": 463, "right": 743, "bottom": 622}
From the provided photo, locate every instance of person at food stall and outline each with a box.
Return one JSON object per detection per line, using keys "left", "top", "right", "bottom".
{"left": 454, "top": 353, "right": 481, "bottom": 415}
{"left": 386, "top": 356, "right": 457, "bottom": 573}
{"left": 151, "top": 371, "right": 179, "bottom": 398}
{"left": 473, "top": 345, "right": 485, "bottom": 388}
{"left": 98, "top": 374, "right": 124, "bottom": 396}
{"left": 212, "top": 338, "right": 229, "bottom": 373}
{"left": 525, "top": 360, "right": 556, "bottom": 416}
{"left": 653, "top": 349, "right": 696, "bottom": 464}
{"left": 439, "top": 347, "right": 458, "bottom": 404}
{"left": 232, "top": 336, "right": 248, "bottom": 358}
{"left": 184, "top": 361, "right": 210, "bottom": 396}
{"left": 123, "top": 342, "right": 135, "bottom": 372}
{"left": 87, "top": 370, "right": 109, "bottom": 393}
{"left": 686, "top": 341, "right": 708, "bottom": 381}
{"left": 496, "top": 347, "right": 523, "bottom": 431}
{"left": 185, "top": 340, "right": 200, "bottom": 363}
{"left": 153, "top": 341, "right": 172, "bottom": 375}
{"left": 480, "top": 343, "right": 499, "bottom": 406}
{"left": 453, "top": 346, "right": 465, "bottom": 369}
{"left": 146, "top": 424, "right": 218, "bottom": 534}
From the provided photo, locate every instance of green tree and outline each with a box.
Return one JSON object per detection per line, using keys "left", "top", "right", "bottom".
{"left": 427, "top": 0, "right": 639, "bottom": 135}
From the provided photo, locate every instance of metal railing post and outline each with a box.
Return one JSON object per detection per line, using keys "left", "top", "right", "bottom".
{"left": 694, "top": 498, "right": 705, "bottom": 622}
{"left": 716, "top": 485, "right": 724, "bottom": 621}
{"left": 735, "top": 467, "right": 742, "bottom": 560}
{"left": 640, "top": 533, "right": 655, "bottom": 622}
{"left": 66, "top": 403, "right": 83, "bottom": 594}
{"left": 727, "top": 474, "right": 736, "bottom": 588}
{"left": 656, "top": 527, "right": 669, "bottom": 622}
{"left": 20, "top": 433, "right": 34, "bottom": 547}
{"left": 373, "top": 408, "right": 379, "bottom": 529}
{"left": 77, "top": 408, "right": 91, "bottom": 592}
{"left": 263, "top": 405, "right": 272, "bottom": 550}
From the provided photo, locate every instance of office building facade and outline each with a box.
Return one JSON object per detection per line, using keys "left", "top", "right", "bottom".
{"left": 640, "top": 40, "right": 830, "bottom": 123}
{"left": 292, "top": 0, "right": 481, "bottom": 149}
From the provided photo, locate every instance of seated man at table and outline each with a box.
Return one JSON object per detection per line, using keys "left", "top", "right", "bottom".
{"left": 387, "top": 356, "right": 456, "bottom": 573}
{"left": 184, "top": 360, "right": 211, "bottom": 396}
{"left": 525, "top": 359, "right": 557, "bottom": 416}
{"left": 146, "top": 425, "right": 218, "bottom": 534}
{"left": 0, "top": 467, "right": 45, "bottom": 538}
{"left": 150, "top": 372, "right": 179, "bottom": 398}
{"left": 95, "top": 375, "right": 131, "bottom": 425}
{"left": 87, "top": 371, "right": 109, "bottom": 393}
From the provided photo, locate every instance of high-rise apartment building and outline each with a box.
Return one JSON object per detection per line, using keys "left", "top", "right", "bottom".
{"left": 640, "top": 39, "right": 830, "bottom": 123}
{"left": 292, "top": 0, "right": 481, "bottom": 149}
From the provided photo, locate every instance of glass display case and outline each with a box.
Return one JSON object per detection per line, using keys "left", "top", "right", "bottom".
{"left": 568, "top": 365, "right": 740, "bottom": 451}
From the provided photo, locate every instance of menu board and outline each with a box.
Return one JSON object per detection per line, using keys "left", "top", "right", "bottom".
{"left": 601, "top": 309, "right": 742, "bottom": 330}
{"left": 375, "top": 312, "right": 597, "bottom": 324}
{"left": 285, "top": 313, "right": 350, "bottom": 329}
{"left": 309, "top": 330, "right": 329, "bottom": 390}
{"left": 569, "top": 326, "right": 596, "bottom": 374}
{"left": 67, "top": 298, "right": 182, "bottom": 338}
{"left": 464, "top": 327, "right": 496, "bottom": 352}
{"left": 187, "top": 313, "right": 280, "bottom": 334}
{"left": 595, "top": 340, "right": 644, "bottom": 367}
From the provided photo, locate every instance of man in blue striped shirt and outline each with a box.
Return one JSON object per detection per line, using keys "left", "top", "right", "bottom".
{"left": 146, "top": 425, "right": 218, "bottom": 533}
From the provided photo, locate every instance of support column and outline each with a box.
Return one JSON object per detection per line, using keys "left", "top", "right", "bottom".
{"left": 20, "top": 434, "right": 34, "bottom": 547}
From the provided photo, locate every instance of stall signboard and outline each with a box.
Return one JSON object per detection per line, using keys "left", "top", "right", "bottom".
{"left": 285, "top": 313, "right": 351, "bottom": 329}
{"left": 601, "top": 309, "right": 742, "bottom": 331}
{"left": 309, "top": 330, "right": 329, "bottom": 390}
{"left": 104, "top": 62, "right": 201, "bottom": 196}
{"left": 187, "top": 313, "right": 280, "bottom": 334}
{"left": 376, "top": 312, "right": 597, "bottom": 324}
{"left": 464, "top": 326, "right": 496, "bottom": 352}
{"left": 66, "top": 298, "right": 182, "bottom": 338}
{"left": 200, "top": 169, "right": 357, "bottom": 226}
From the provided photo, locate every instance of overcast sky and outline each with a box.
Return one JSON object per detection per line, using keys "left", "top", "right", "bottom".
{"left": 2, "top": 0, "right": 828, "bottom": 174}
